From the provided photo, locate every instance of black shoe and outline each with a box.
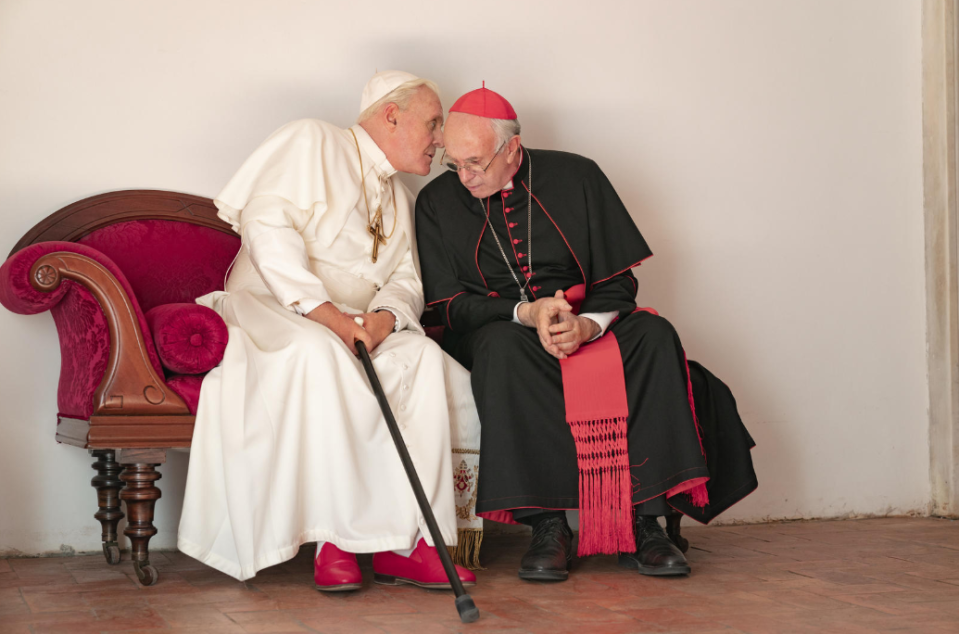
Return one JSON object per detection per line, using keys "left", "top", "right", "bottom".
{"left": 518, "top": 515, "right": 573, "bottom": 581}
{"left": 619, "top": 515, "right": 691, "bottom": 576}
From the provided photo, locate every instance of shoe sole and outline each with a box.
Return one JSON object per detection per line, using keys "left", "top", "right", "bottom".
{"left": 618, "top": 554, "right": 690, "bottom": 577}
{"left": 314, "top": 583, "right": 362, "bottom": 592}
{"left": 518, "top": 568, "right": 569, "bottom": 582}
{"left": 373, "top": 573, "right": 476, "bottom": 589}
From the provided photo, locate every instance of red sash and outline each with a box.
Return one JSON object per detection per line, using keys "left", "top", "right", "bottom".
{"left": 560, "top": 285, "right": 708, "bottom": 556}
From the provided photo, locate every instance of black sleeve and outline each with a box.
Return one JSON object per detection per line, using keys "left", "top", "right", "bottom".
{"left": 415, "top": 191, "right": 517, "bottom": 333}
{"left": 577, "top": 159, "right": 649, "bottom": 320}
{"left": 579, "top": 270, "right": 638, "bottom": 319}
{"left": 582, "top": 160, "right": 652, "bottom": 285}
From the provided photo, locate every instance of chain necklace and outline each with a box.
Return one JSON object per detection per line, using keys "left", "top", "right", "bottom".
{"left": 481, "top": 148, "right": 533, "bottom": 302}
{"left": 350, "top": 129, "right": 397, "bottom": 262}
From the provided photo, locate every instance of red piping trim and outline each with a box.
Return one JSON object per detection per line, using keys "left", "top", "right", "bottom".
{"left": 497, "top": 197, "right": 524, "bottom": 267}
{"left": 480, "top": 194, "right": 534, "bottom": 298}
{"left": 523, "top": 183, "right": 586, "bottom": 285}
{"left": 445, "top": 291, "right": 466, "bottom": 330}
{"left": 590, "top": 254, "right": 652, "bottom": 289}
{"left": 683, "top": 350, "right": 706, "bottom": 460}
{"left": 427, "top": 294, "right": 459, "bottom": 307}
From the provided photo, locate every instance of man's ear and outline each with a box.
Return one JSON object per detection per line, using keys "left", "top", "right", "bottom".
{"left": 507, "top": 135, "right": 523, "bottom": 162}
{"left": 384, "top": 102, "right": 400, "bottom": 128}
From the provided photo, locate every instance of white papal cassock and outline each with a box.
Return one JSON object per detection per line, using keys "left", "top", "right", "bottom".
{"left": 176, "top": 119, "right": 481, "bottom": 582}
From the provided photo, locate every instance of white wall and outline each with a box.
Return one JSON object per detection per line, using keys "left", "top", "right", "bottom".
{"left": 0, "top": 0, "right": 928, "bottom": 555}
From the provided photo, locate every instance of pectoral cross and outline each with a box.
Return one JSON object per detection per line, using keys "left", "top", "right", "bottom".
{"left": 368, "top": 211, "right": 387, "bottom": 263}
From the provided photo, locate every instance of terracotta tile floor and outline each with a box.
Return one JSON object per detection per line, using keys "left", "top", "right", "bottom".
{"left": 1, "top": 517, "right": 958, "bottom": 633}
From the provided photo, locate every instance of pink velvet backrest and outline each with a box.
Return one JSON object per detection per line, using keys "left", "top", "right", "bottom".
{"left": 76, "top": 219, "right": 240, "bottom": 312}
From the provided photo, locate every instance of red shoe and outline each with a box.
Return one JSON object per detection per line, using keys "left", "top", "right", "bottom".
{"left": 314, "top": 542, "right": 362, "bottom": 592}
{"left": 372, "top": 538, "right": 477, "bottom": 589}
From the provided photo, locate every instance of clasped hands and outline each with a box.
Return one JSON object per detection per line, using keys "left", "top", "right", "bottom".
{"left": 304, "top": 301, "right": 395, "bottom": 355}
{"left": 517, "top": 290, "right": 600, "bottom": 360}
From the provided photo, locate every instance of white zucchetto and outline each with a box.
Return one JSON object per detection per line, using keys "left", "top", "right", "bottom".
{"left": 359, "top": 70, "right": 420, "bottom": 113}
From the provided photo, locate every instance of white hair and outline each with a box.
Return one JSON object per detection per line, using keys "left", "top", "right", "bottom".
{"left": 356, "top": 78, "right": 440, "bottom": 124}
{"left": 490, "top": 117, "right": 521, "bottom": 147}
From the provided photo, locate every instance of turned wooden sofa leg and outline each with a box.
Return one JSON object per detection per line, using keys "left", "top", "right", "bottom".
{"left": 118, "top": 449, "right": 165, "bottom": 586}
{"left": 90, "top": 449, "right": 124, "bottom": 565}
{"left": 665, "top": 513, "right": 689, "bottom": 553}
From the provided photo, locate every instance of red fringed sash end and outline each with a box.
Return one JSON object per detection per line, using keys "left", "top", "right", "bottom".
{"left": 561, "top": 328, "right": 636, "bottom": 556}
{"left": 687, "top": 483, "right": 710, "bottom": 507}
{"left": 568, "top": 415, "right": 636, "bottom": 556}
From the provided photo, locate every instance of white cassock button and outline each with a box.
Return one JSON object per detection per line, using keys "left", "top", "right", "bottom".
{"left": 400, "top": 405, "right": 407, "bottom": 411}
{"left": 403, "top": 364, "right": 409, "bottom": 370}
{"left": 403, "top": 385, "right": 409, "bottom": 391}
{"left": 390, "top": 353, "right": 396, "bottom": 358}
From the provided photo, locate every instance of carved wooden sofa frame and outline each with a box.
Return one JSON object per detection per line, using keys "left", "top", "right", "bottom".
{"left": 2, "top": 191, "right": 239, "bottom": 585}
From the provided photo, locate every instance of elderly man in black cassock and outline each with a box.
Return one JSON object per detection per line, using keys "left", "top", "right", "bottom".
{"left": 415, "top": 85, "right": 757, "bottom": 582}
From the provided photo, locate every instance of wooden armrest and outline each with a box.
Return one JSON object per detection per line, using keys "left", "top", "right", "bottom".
{"left": 31, "top": 251, "right": 189, "bottom": 419}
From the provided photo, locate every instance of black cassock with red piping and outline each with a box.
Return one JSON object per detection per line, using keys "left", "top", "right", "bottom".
{"left": 415, "top": 148, "right": 756, "bottom": 525}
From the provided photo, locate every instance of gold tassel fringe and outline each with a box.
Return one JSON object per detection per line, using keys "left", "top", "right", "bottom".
{"left": 448, "top": 528, "right": 485, "bottom": 570}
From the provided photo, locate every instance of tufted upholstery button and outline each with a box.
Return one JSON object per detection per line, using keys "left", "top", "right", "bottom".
{"left": 189, "top": 333, "right": 203, "bottom": 347}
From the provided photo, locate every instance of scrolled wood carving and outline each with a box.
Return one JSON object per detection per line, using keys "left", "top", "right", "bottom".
{"left": 30, "top": 252, "right": 189, "bottom": 417}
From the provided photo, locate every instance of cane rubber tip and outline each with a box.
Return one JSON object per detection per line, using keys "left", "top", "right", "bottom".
{"left": 354, "top": 316, "right": 365, "bottom": 327}
{"left": 455, "top": 595, "right": 480, "bottom": 623}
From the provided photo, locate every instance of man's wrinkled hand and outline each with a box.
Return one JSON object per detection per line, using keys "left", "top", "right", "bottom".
{"left": 304, "top": 302, "right": 373, "bottom": 355}
{"left": 355, "top": 310, "right": 396, "bottom": 352}
{"left": 517, "top": 290, "right": 573, "bottom": 360}
{"left": 548, "top": 311, "right": 600, "bottom": 357}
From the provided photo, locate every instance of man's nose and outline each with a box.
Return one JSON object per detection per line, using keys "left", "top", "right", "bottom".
{"left": 458, "top": 169, "right": 476, "bottom": 185}
{"left": 433, "top": 128, "right": 444, "bottom": 148}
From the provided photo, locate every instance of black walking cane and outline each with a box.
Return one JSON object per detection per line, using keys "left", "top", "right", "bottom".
{"left": 353, "top": 319, "right": 480, "bottom": 624}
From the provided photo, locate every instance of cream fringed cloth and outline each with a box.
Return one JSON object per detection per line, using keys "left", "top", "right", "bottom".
{"left": 446, "top": 348, "right": 483, "bottom": 569}
{"left": 451, "top": 449, "right": 482, "bottom": 568}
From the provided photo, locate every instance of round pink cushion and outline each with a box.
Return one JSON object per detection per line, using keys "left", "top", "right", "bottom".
{"left": 145, "top": 303, "right": 228, "bottom": 375}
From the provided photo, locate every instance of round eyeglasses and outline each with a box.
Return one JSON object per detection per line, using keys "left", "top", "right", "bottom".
{"left": 441, "top": 140, "right": 507, "bottom": 175}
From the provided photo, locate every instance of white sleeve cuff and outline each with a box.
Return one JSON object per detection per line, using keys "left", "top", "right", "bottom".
{"left": 580, "top": 311, "right": 618, "bottom": 341}
{"left": 512, "top": 302, "right": 525, "bottom": 325}
{"left": 375, "top": 307, "right": 403, "bottom": 332}
{"left": 293, "top": 298, "right": 325, "bottom": 316}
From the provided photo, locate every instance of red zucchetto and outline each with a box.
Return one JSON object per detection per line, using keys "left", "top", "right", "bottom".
{"left": 449, "top": 82, "right": 517, "bottom": 119}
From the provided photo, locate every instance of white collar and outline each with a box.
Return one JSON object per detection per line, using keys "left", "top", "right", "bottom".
{"left": 349, "top": 124, "right": 397, "bottom": 178}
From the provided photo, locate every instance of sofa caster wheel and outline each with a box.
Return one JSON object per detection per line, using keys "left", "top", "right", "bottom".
{"left": 134, "top": 561, "right": 159, "bottom": 586}
{"left": 103, "top": 542, "right": 121, "bottom": 565}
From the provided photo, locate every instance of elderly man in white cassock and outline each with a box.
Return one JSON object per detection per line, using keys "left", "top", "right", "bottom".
{"left": 176, "top": 71, "right": 479, "bottom": 592}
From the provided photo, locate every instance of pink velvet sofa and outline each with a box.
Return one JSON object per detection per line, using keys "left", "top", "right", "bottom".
{"left": 0, "top": 191, "right": 240, "bottom": 585}
{"left": 1, "top": 189, "right": 693, "bottom": 585}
